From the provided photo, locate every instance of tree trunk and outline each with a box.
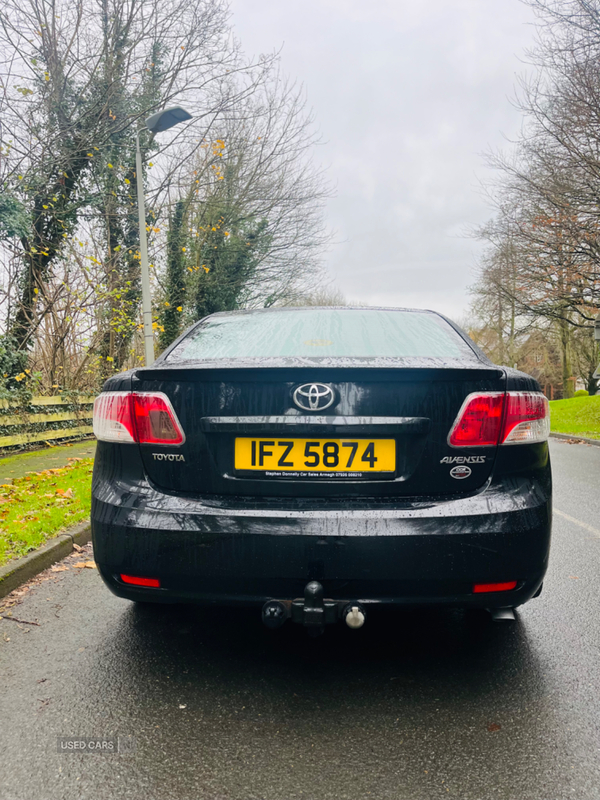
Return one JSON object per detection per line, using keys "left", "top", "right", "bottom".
{"left": 558, "top": 317, "right": 573, "bottom": 398}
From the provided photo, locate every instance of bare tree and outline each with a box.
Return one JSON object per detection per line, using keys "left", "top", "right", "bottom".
{"left": 156, "top": 74, "right": 332, "bottom": 348}
{"left": 0, "top": 0, "right": 277, "bottom": 374}
{"left": 471, "top": 0, "right": 600, "bottom": 394}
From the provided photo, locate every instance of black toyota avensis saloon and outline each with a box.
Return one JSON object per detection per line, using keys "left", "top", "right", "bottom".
{"left": 91, "top": 307, "right": 552, "bottom": 632}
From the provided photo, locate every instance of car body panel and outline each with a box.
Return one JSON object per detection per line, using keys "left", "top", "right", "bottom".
{"left": 92, "top": 439, "right": 551, "bottom": 610}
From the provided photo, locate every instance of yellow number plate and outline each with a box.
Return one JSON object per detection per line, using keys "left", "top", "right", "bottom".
{"left": 234, "top": 438, "right": 396, "bottom": 475}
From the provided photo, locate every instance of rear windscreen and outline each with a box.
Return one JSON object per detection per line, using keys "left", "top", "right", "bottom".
{"left": 166, "top": 309, "right": 474, "bottom": 361}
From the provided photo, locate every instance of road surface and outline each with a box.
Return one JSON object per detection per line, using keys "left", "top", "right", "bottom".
{"left": 1, "top": 439, "right": 599, "bottom": 800}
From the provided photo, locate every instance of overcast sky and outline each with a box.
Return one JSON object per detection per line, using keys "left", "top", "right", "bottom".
{"left": 227, "top": 0, "right": 538, "bottom": 321}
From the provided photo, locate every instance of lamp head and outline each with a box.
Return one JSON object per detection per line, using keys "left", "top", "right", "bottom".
{"left": 144, "top": 106, "right": 192, "bottom": 134}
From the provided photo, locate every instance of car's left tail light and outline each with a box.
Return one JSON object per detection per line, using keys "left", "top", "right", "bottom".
{"left": 93, "top": 392, "right": 136, "bottom": 443}
{"left": 93, "top": 391, "right": 185, "bottom": 445}
{"left": 132, "top": 393, "right": 185, "bottom": 445}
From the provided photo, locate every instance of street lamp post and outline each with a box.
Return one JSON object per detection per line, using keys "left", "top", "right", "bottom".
{"left": 135, "top": 106, "right": 192, "bottom": 366}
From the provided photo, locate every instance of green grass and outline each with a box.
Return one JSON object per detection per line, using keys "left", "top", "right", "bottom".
{"left": 549, "top": 395, "right": 600, "bottom": 440}
{"left": 0, "top": 458, "right": 93, "bottom": 567}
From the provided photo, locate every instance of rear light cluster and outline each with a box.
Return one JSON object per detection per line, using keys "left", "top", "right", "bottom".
{"left": 93, "top": 392, "right": 185, "bottom": 445}
{"left": 449, "top": 391, "right": 550, "bottom": 448}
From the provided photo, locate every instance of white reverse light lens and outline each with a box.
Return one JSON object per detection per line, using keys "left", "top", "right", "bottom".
{"left": 502, "top": 416, "right": 551, "bottom": 444}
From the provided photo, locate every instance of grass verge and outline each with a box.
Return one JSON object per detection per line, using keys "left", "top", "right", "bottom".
{"left": 549, "top": 395, "right": 600, "bottom": 440}
{"left": 0, "top": 458, "right": 93, "bottom": 567}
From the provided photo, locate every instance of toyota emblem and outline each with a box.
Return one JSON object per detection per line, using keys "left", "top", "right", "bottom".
{"left": 292, "top": 383, "right": 336, "bottom": 412}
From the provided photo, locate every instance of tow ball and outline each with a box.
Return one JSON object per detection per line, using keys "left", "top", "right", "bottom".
{"left": 261, "top": 581, "right": 366, "bottom": 635}
{"left": 343, "top": 605, "right": 366, "bottom": 629}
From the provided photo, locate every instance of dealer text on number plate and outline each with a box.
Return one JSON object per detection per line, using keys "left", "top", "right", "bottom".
{"left": 235, "top": 438, "right": 396, "bottom": 473}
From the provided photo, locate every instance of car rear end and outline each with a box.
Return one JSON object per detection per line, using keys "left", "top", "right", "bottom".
{"left": 91, "top": 308, "right": 551, "bottom": 628}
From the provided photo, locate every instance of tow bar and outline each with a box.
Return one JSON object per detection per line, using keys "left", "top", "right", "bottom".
{"left": 261, "top": 581, "right": 366, "bottom": 636}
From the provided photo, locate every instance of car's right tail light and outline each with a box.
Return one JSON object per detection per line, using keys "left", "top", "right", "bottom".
{"left": 449, "top": 391, "right": 549, "bottom": 447}
{"left": 93, "top": 391, "right": 185, "bottom": 445}
{"left": 501, "top": 392, "right": 550, "bottom": 444}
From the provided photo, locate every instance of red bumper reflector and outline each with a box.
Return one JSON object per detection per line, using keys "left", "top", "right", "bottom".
{"left": 120, "top": 574, "right": 161, "bottom": 588}
{"left": 473, "top": 580, "right": 517, "bottom": 594}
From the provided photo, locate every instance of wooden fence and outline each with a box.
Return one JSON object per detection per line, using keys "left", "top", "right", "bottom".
{"left": 0, "top": 395, "right": 95, "bottom": 449}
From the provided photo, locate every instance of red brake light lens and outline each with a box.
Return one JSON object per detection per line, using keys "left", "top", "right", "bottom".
{"left": 93, "top": 391, "right": 185, "bottom": 445}
{"left": 120, "top": 574, "right": 161, "bottom": 588}
{"left": 132, "top": 393, "right": 185, "bottom": 445}
{"left": 448, "top": 393, "right": 505, "bottom": 447}
{"left": 473, "top": 580, "right": 517, "bottom": 593}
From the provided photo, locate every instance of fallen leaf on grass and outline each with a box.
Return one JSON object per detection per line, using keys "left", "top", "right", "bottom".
{"left": 55, "top": 487, "right": 73, "bottom": 498}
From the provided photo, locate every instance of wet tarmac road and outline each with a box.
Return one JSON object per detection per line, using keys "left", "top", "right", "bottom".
{"left": 1, "top": 438, "right": 599, "bottom": 800}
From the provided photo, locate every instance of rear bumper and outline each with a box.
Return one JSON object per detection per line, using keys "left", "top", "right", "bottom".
{"left": 92, "top": 473, "right": 551, "bottom": 610}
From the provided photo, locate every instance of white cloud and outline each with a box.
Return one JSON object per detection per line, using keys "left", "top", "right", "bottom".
{"left": 228, "top": 0, "right": 537, "bottom": 321}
